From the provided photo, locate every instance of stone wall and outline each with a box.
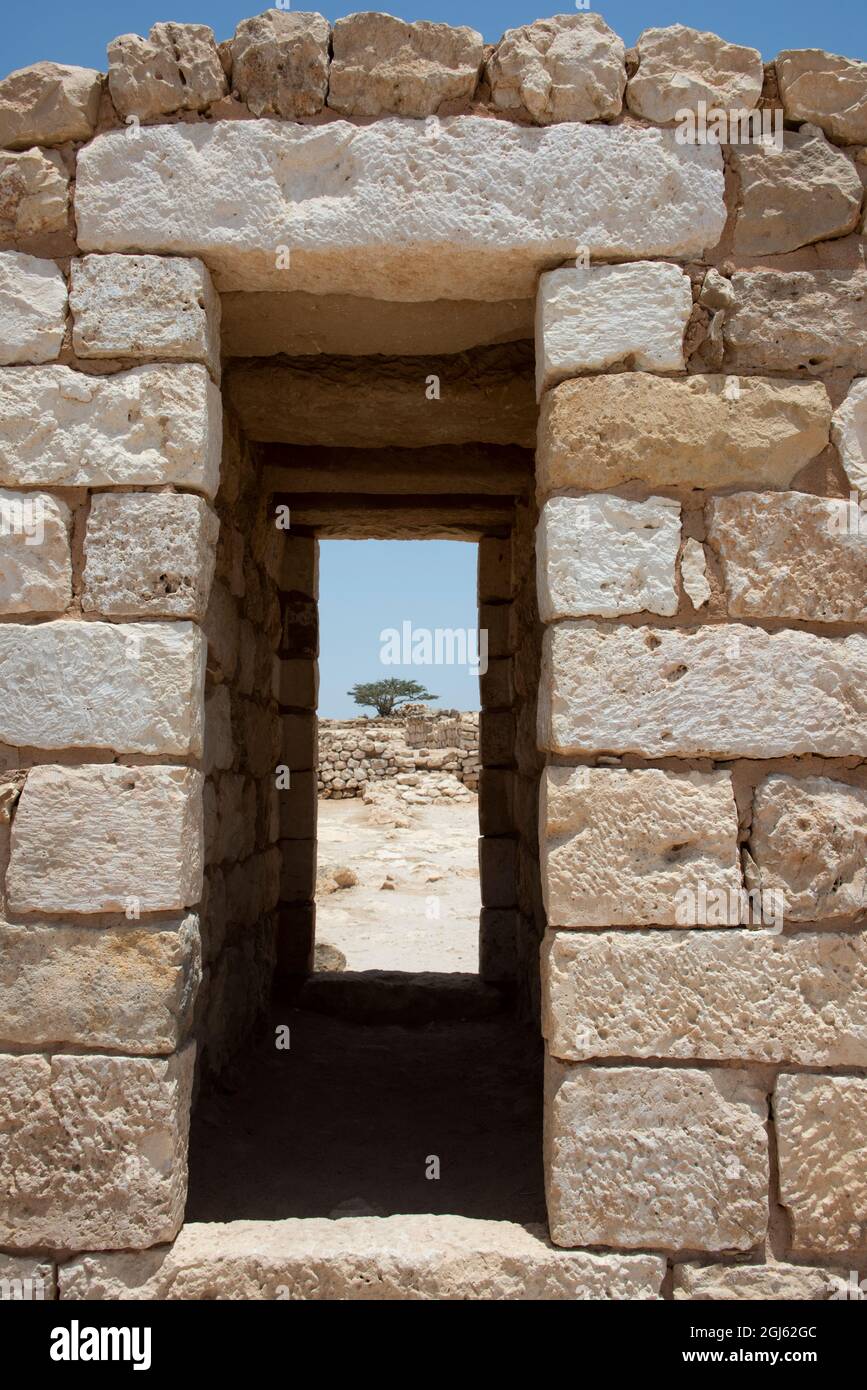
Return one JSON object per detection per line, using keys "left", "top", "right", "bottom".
{"left": 318, "top": 710, "right": 480, "bottom": 800}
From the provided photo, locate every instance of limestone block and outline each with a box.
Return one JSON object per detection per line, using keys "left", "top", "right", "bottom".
{"left": 74, "top": 119, "right": 726, "bottom": 299}
{"left": 537, "top": 495, "right": 680, "bottom": 620}
{"left": 486, "top": 15, "right": 625, "bottom": 124}
{"left": 329, "top": 14, "right": 482, "bottom": 118}
{"left": 479, "top": 908, "right": 518, "bottom": 984}
{"left": 0, "top": 488, "right": 71, "bottom": 613}
{"left": 535, "top": 262, "right": 691, "bottom": 394}
{"left": 0, "top": 1045, "right": 194, "bottom": 1250}
{"left": 0, "top": 620, "right": 205, "bottom": 754}
{"left": 776, "top": 49, "right": 867, "bottom": 145}
{"left": 0, "top": 915, "right": 200, "bottom": 1053}
{"left": 0, "top": 1254, "right": 54, "bottom": 1299}
{"left": 545, "top": 1061, "right": 769, "bottom": 1251}
{"left": 775, "top": 1074, "right": 867, "bottom": 1256}
{"left": 229, "top": 11, "right": 330, "bottom": 118}
{"left": 8, "top": 765, "right": 204, "bottom": 913}
{"left": 203, "top": 684, "right": 233, "bottom": 776}
{"left": 707, "top": 491, "right": 867, "bottom": 623}
{"left": 477, "top": 537, "right": 512, "bottom": 603}
{"left": 537, "top": 374, "right": 830, "bottom": 495}
{"left": 0, "top": 148, "right": 69, "bottom": 244}
{"left": 542, "top": 930, "right": 867, "bottom": 1065}
{"left": 626, "top": 25, "right": 763, "bottom": 123}
{"left": 478, "top": 836, "right": 517, "bottom": 909}
{"left": 0, "top": 62, "right": 102, "bottom": 149}
{"left": 108, "top": 23, "right": 227, "bottom": 120}
{"left": 831, "top": 377, "right": 867, "bottom": 497}
{"left": 539, "top": 622, "right": 867, "bottom": 758}
{"left": 0, "top": 363, "right": 221, "bottom": 495}
{"left": 730, "top": 125, "right": 863, "bottom": 256}
{"left": 681, "top": 537, "right": 710, "bottom": 609}
{"left": 83, "top": 492, "right": 219, "bottom": 620}
{"left": 70, "top": 254, "right": 220, "bottom": 379}
{"left": 0, "top": 251, "right": 66, "bottom": 364}
{"left": 541, "top": 767, "right": 740, "bottom": 927}
{"left": 674, "top": 1262, "right": 847, "bottom": 1300}
{"left": 749, "top": 775, "right": 867, "bottom": 921}
{"left": 723, "top": 270, "right": 867, "bottom": 375}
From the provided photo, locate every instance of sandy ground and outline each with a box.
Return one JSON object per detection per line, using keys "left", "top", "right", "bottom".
{"left": 315, "top": 797, "right": 481, "bottom": 973}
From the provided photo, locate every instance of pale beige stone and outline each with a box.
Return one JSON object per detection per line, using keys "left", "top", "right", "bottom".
{"left": 724, "top": 269, "right": 867, "bottom": 375}
{"left": 539, "top": 622, "right": 867, "bottom": 758}
{"left": 0, "top": 251, "right": 66, "bottom": 364}
{"left": 542, "top": 930, "right": 867, "bottom": 1065}
{"left": 58, "top": 1214, "right": 666, "bottom": 1299}
{"left": 0, "top": 488, "right": 71, "bottom": 613}
{"left": 0, "top": 363, "right": 222, "bottom": 495}
{"left": 0, "top": 148, "right": 69, "bottom": 244}
{"left": 707, "top": 491, "right": 867, "bottom": 623}
{"left": 0, "top": 1046, "right": 194, "bottom": 1250}
{"left": 775, "top": 1074, "right": 867, "bottom": 1256}
{"left": 8, "top": 765, "right": 204, "bottom": 913}
{"left": 487, "top": 15, "right": 625, "bottom": 124}
{"left": 545, "top": 1061, "right": 768, "bottom": 1251}
{"left": 230, "top": 11, "right": 330, "bottom": 118}
{"left": 731, "top": 125, "right": 863, "bottom": 256}
{"left": 749, "top": 774, "right": 867, "bottom": 921}
{"left": 0, "top": 620, "right": 204, "bottom": 754}
{"left": 0, "top": 915, "right": 200, "bottom": 1053}
{"left": 83, "top": 493, "right": 219, "bottom": 620}
{"left": 674, "top": 1262, "right": 847, "bottom": 1300}
{"left": 831, "top": 377, "right": 867, "bottom": 497}
{"left": 108, "top": 23, "right": 227, "bottom": 120}
{"left": 776, "top": 49, "right": 867, "bottom": 145}
{"left": 70, "top": 254, "right": 220, "bottom": 379}
{"left": 0, "top": 1254, "right": 54, "bottom": 1299}
{"left": 329, "top": 14, "right": 482, "bottom": 118}
{"left": 541, "top": 767, "right": 741, "bottom": 927}
{"left": 627, "top": 25, "right": 763, "bottom": 123}
{"left": 681, "top": 537, "right": 710, "bottom": 609}
{"left": 537, "top": 374, "right": 830, "bottom": 495}
{"left": 0, "top": 62, "right": 102, "bottom": 150}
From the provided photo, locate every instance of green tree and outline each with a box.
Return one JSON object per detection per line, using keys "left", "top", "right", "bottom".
{"left": 348, "top": 678, "right": 439, "bottom": 718}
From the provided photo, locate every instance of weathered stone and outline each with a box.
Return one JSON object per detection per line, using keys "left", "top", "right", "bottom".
{"left": 541, "top": 767, "right": 740, "bottom": 927}
{"left": 731, "top": 125, "right": 863, "bottom": 255}
{"left": 229, "top": 11, "right": 329, "bottom": 118}
{"left": 537, "top": 374, "right": 830, "bottom": 495}
{"left": 0, "top": 148, "right": 69, "bottom": 245}
{"left": 0, "top": 62, "right": 102, "bottom": 150}
{"left": 83, "top": 493, "right": 219, "bottom": 620}
{"left": 8, "top": 765, "right": 204, "bottom": 913}
{"left": 674, "top": 1262, "right": 847, "bottom": 1300}
{"left": 627, "top": 25, "right": 763, "bottom": 123}
{"left": 0, "top": 1254, "right": 54, "bottom": 1299}
{"left": 681, "top": 537, "right": 710, "bottom": 609}
{"left": 0, "top": 251, "right": 66, "bottom": 365}
{"left": 58, "top": 1214, "right": 666, "bottom": 1299}
{"left": 776, "top": 49, "right": 867, "bottom": 145}
{"left": 542, "top": 930, "right": 867, "bottom": 1064}
{"left": 70, "top": 254, "right": 220, "bottom": 379}
{"left": 0, "top": 488, "right": 71, "bottom": 613}
{"left": 535, "top": 262, "right": 691, "bottom": 395}
{"left": 749, "top": 775, "right": 867, "bottom": 921}
{"left": 108, "top": 23, "right": 227, "bottom": 120}
{"left": 707, "top": 491, "right": 867, "bottom": 623}
{"left": 0, "top": 1046, "right": 194, "bottom": 1250}
{"left": 831, "top": 377, "right": 867, "bottom": 496}
{"left": 329, "top": 14, "right": 482, "bottom": 117}
{"left": 0, "top": 620, "right": 204, "bottom": 754}
{"left": 0, "top": 363, "right": 222, "bottom": 495}
{"left": 0, "top": 915, "right": 200, "bottom": 1053}
{"left": 775, "top": 1073, "right": 867, "bottom": 1256}
{"left": 723, "top": 270, "right": 867, "bottom": 375}
{"left": 74, "top": 119, "right": 726, "bottom": 299}
{"left": 537, "top": 495, "right": 680, "bottom": 621}
{"left": 203, "top": 684, "right": 233, "bottom": 775}
{"left": 486, "top": 15, "right": 625, "bottom": 124}
{"left": 545, "top": 1061, "right": 768, "bottom": 1251}
{"left": 539, "top": 622, "right": 867, "bottom": 758}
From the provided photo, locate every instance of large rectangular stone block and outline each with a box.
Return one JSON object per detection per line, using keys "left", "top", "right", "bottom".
{"left": 0, "top": 915, "right": 201, "bottom": 1053}
{"left": 0, "top": 363, "right": 221, "bottom": 496}
{"left": 0, "top": 251, "right": 66, "bottom": 364}
{"left": 74, "top": 118, "right": 725, "bottom": 298}
{"left": 748, "top": 774, "right": 867, "bottom": 921}
{"left": 8, "top": 765, "right": 204, "bottom": 913}
{"left": 775, "top": 1074, "right": 867, "bottom": 1257}
{"left": 83, "top": 493, "right": 219, "bottom": 620}
{"left": 545, "top": 1060, "right": 769, "bottom": 1251}
{"left": 0, "top": 488, "right": 71, "bottom": 614}
{"left": 0, "top": 619, "right": 205, "bottom": 754}
{"left": 542, "top": 930, "right": 867, "bottom": 1065}
{"left": 673, "top": 1262, "right": 847, "bottom": 1301}
{"left": 0, "top": 1045, "right": 194, "bottom": 1250}
{"left": 542, "top": 767, "right": 741, "bottom": 927}
{"left": 539, "top": 622, "right": 867, "bottom": 758}
{"left": 724, "top": 269, "right": 867, "bottom": 374}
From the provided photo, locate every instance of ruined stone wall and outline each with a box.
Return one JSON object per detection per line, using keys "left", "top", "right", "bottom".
{"left": 318, "top": 711, "right": 480, "bottom": 800}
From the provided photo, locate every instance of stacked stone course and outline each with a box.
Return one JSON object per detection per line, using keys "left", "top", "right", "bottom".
{"left": 317, "top": 710, "right": 480, "bottom": 799}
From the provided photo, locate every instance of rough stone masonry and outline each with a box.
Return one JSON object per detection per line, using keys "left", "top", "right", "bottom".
{"left": 0, "top": 9, "right": 866, "bottom": 1302}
